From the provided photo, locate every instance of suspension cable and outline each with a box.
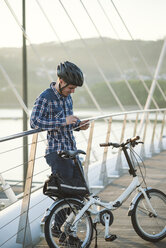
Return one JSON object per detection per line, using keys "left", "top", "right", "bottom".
{"left": 97, "top": 0, "right": 160, "bottom": 110}
{"left": 4, "top": 0, "right": 110, "bottom": 144}
{"left": 80, "top": 0, "right": 143, "bottom": 110}
{"left": 35, "top": 0, "right": 106, "bottom": 117}
{"left": 58, "top": 0, "right": 125, "bottom": 111}
{"left": 110, "top": 0, "right": 166, "bottom": 102}
{"left": 4, "top": 0, "right": 53, "bottom": 82}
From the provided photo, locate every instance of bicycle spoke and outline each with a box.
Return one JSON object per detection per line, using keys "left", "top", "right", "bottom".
{"left": 45, "top": 199, "right": 93, "bottom": 247}
{"left": 131, "top": 189, "right": 166, "bottom": 242}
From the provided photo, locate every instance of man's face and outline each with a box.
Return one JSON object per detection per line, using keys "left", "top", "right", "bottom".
{"left": 60, "top": 80, "right": 77, "bottom": 97}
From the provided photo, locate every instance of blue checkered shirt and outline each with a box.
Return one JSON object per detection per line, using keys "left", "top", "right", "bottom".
{"left": 30, "top": 82, "right": 81, "bottom": 155}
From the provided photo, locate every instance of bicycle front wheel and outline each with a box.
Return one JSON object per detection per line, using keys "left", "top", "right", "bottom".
{"left": 131, "top": 188, "right": 166, "bottom": 242}
{"left": 44, "top": 198, "right": 93, "bottom": 248}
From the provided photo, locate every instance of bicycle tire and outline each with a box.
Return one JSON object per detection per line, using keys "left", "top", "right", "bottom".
{"left": 131, "top": 188, "right": 166, "bottom": 242}
{"left": 44, "top": 198, "right": 93, "bottom": 247}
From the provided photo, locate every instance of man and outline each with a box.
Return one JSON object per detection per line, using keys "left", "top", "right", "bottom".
{"left": 30, "top": 61, "right": 89, "bottom": 181}
{"left": 30, "top": 61, "right": 89, "bottom": 243}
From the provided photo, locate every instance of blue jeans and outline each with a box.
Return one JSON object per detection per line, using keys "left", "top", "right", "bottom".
{"left": 45, "top": 152, "right": 84, "bottom": 180}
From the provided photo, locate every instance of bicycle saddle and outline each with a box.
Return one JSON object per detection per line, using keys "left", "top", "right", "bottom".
{"left": 59, "top": 150, "right": 86, "bottom": 159}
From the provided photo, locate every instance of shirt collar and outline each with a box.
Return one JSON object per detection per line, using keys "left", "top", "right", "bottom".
{"left": 50, "top": 82, "right": 65, "bottom": 101}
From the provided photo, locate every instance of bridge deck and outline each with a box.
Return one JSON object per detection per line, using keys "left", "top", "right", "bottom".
{"left": 36, "top": 150, "right": 166, "bottom": 248}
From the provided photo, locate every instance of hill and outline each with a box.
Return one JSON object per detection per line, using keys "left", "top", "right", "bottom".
{"left": 0, "top": 38, "right": 166, "bottom": 109}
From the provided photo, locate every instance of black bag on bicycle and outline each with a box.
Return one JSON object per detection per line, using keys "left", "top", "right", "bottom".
{"left": 43, "top": 149, "right": 90, "bottom": 198}
{"left": 43, "top": 173, "right": 89, "bottom": 198}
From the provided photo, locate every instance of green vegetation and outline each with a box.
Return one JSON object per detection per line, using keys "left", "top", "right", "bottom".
{"left": 72, "top": 80, "right": 166, "bottom": 109}
{"left": 0, "top": 79, "right": 165, "bottom": 109}
{"left": 0, "top": 38, "right": 166, "bottom": 109}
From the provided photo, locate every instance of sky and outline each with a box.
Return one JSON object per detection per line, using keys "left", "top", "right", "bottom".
{"left": 0, "top": 0, "right": 166, "bottom": 48}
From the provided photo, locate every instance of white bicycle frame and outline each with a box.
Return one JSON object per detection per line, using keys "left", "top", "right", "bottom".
{"left": 44, "top": 138, "right": 159, "bottom": 240}
{"left": 70, "top": 175, "right": 157, "bottom": 233}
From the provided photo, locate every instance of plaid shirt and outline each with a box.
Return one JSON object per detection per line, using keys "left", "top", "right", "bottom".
{"left": 30, "top": 82, "right": 81, "bottom": 155}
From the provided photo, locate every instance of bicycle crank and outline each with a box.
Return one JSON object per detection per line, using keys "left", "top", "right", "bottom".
{"left": 99, "top": 209, "right": 114, "bottom": 226}
{"left": 100, "top": 210, "right": 117, "bottom": 241}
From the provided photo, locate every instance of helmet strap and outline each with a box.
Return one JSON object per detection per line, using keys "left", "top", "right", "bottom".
{"left": 59, "top": 80, "right": 69, "bottom": 96}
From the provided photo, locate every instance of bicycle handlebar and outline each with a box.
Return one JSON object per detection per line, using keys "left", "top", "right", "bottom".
{"left": 99, "top": 136, "right": 142, "bottom": 148}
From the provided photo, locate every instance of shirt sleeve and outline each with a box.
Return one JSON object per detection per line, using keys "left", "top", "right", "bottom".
{"left": 30, "top": 97, "right": 66, "bottom": 130}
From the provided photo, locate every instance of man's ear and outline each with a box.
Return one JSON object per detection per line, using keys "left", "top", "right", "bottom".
{"left": 59, "top": 79, "right": 64, "bottom": 86}
{"left": 60, "top": 79, "right": 68, "bottom": 88}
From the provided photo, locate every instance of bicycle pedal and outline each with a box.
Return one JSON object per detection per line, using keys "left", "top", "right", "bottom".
{"left": 105, "top": 234, "right": 117, "bottom": 242}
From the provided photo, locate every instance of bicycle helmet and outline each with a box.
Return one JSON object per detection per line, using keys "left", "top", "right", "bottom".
{"left": 57, "top": 61, "right": 84, "bottom": 87}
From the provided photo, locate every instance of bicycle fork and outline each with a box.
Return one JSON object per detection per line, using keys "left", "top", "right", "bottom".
{"left": 128, "top": 187, "right": 157, "bottom": 217}
{"left": 139, "top": 187, "right": 157, "bottom": 217}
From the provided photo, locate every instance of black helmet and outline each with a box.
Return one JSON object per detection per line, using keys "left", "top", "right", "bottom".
{"left": 57, "top": 61, "right": 84, "bottom": 87}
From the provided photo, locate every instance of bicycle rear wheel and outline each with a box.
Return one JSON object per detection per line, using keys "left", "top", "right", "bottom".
{"left": 131, "top": 188, "right": 166, "bottom": 242}
{"left": 44, "top": 198, "right": 93, "bottom": 247}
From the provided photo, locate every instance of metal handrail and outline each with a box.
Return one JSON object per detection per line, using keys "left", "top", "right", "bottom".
{"left": 0, "top": 128, "right": 42, "bottom": 143}
{"left": 0, "top": 108, "right": 166, "bottom": 143}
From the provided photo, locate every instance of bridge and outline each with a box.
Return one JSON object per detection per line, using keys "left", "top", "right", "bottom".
{"left": 0, "top": 109, "right": 166, "bottom": 247}
{"left": 1, "top": 1, "right": 166, "bottom": 247}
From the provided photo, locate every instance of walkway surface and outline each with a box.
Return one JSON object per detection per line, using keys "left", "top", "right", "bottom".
{"left": 36, "top": 150, "right": 166, "bottom": 248}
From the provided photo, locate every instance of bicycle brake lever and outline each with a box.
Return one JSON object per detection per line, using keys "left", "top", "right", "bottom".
{"left": 132, "top": 141, "right": 144, "bottom": 147}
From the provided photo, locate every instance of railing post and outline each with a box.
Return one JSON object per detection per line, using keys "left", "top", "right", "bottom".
{"left": 158, "top": 110, "right": 166, "bottom": 151}
{"left": 99, "top": 117, "right": 112, "bottom": 186}
{"left": 114, "top": 114, "right": 127, "bottom": 175}
{"left": 150, "top": 111, "right": 159, "bottom": 154}
{"left": 16, "top": 133, "right": 38, "bottom": 247}
{"left": 81, "top": 131, "right": 98, "bottom": 162}
{"left": 133, "top": 113, "right": 139, "bottom": 137}
{"left": 140, "top": 113, "right": 149, "bottom": 159}
{"left": 84, "top": 121, "right": 95, "bottom": 185}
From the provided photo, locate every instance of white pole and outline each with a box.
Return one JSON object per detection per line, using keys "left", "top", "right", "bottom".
{"left": 0, "top": 64, "right": 29, "bottom": 116}
{"left": 139, "top": 38, "right": 166, "bottom": 135}
{"left": 144, "top": 37, "right": 166, "bottom": 111}
{"left": 0, "top": 173, "right": 17, "bottom": 204}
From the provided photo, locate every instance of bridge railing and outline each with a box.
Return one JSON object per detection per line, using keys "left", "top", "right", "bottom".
{"left": 0, "top": 108, "right": 166, "bottom": 204}
{"left": 0, "top": 109, "right": 166, "bottom": 247}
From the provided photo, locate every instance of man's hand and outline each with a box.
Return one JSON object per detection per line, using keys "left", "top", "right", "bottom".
{"left": 79, "top": 120, "right": 90, "bottom": 130}
{"left": 66, "top": 115, "right": 79, "bottom": 125}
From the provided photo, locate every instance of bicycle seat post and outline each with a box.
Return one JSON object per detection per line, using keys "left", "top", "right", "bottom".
{"left": 74, "top": 157, "right": 90, "bottom": 195}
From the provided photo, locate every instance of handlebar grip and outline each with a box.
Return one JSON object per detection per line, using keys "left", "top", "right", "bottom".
{"left": 100, "top": 142, "right": 120, "bottom": 148}
{"left": 99, "top": 143, "right": 110, "bottom": 147}
{"left": 130, "top": 136, "right": 140, "bottom": 142}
